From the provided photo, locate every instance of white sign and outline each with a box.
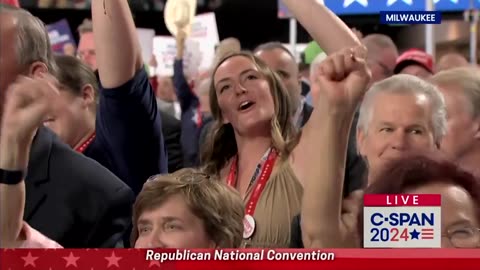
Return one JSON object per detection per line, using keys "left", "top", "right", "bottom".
{"left": 152, "top": 36, "right": 200, "bottom": 77}
{"left": 137, "top": 28, "right": 156, "bottom": 65}
{"left": 153, "top": 12, "right": 219, "bottom": 77}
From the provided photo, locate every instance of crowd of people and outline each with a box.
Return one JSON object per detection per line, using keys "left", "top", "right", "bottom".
{"left": 0, "top": 0, "right": 479, "bottom": 249}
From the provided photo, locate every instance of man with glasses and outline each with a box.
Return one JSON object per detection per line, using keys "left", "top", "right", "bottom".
{"left": 443, "top": 224, "right": 480, "bottom": 248}
{"left": 363, "top": 34, "right": 398, "bottom": 87}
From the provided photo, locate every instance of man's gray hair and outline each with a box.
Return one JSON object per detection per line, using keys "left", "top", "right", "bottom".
{"left": 0, "top": 4, "right": 57, "bottom": 75}
{"left": 77, "top": 18, "right": 93, "bottom": 34}
{"left": 431, "top": 67, "right": 480, "bottom": 118}
{"left": 357, "top": 74, "right": 447, "bottom": 143}
{"left": 363, "top": 34, "right": 398, "bottom": 57}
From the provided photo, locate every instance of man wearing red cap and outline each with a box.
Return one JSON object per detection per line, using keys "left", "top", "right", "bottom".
{"left": 394, "top": 48, "right": 434, "bottom": 79}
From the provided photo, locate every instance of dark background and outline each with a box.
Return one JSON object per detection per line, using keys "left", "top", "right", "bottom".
{"left": 24, "top": 0, "right": 465, "bottom": 50}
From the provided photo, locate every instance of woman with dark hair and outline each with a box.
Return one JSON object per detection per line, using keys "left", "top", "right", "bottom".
{"left": 201, "top": 0, "right": 367, "bottom": 248}
{"left": 357, "top": 156, "right": 480, "bottom": 248}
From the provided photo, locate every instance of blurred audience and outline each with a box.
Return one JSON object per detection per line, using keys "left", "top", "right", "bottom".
{"left": 436, "top": 52, "right": 470, "bottom": 73}
{"left": 254, "top": 42, "right": 310, "bottom": 128}
{"left": 0, "top": 4, "right": 133, "bottom": 248}
{"left": 77, "top": 19, "right": 96, "bottom": 71}
{"left": 363, "top": 34, "right": 398, "bottom": 86}
{"left": 3, "top": 0, "right": 480, "bottom": 251}
{"left": 45, "top": 0, "right": 169, "bottom": 198}
{"left": 156, "top": 75, "right": 181, "bottom": 120}
{"left": 173, "top": 30, "right": 209, "bottom": 168}
{"left": 431, "top": 67, "right": 480, "bottom": 176}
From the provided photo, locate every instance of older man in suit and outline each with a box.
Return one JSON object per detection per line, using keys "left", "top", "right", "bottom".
{"left": 0, "top": 4, "right": 133, "bottom": 248}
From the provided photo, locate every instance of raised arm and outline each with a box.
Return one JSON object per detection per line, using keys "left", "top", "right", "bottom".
{"left": 296, "top": 48, "right": 370, "bottom": 248}
{"left": 173, "top": 30, "right": 198, "bottom": 112}
{"left": 0, "top": 137, "right": 26, "bottom": 247}
{"left": 91, "top": 0, "right": 168, "bottom": 190}
{"left": 0, "top": 75, "right": 62, "bottom": 248}
{"left": 281, "top": 0, "right": 360, "bottom": 54}
{"left": 92, "top": 0, "right": 143, "bottom": 88}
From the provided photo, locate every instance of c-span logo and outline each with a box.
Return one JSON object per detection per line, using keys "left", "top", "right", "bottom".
{"left": 380, "top": 11, "right": 442, "bottom": 24}
{"left": 363, "top": 194, "right": 441, "bottom": 248}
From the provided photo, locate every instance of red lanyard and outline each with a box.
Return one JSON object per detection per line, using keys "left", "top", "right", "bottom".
{"left": 227, "top": 148, "right": 278, "bottom": 216}
{"left": 75, "top": 132, "right": 96, "bottom": 153}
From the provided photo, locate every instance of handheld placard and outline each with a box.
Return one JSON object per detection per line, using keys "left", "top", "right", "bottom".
{"left": 363, "top": 194, "right": 441, "bottom": 248}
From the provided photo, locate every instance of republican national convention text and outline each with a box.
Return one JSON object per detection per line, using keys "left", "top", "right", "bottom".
{"left": 145, "top": 249, "right": 335, "bottom": 263}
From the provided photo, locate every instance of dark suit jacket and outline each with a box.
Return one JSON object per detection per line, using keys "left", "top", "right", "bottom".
{"left": 301, "top": 103, "right": 313, "bottom": 127}
{"left": 25, "top": 127, "right": 134, "bottom": 248}
{"left": 301, "top": 80, "right": 310, "bottom": 97}
{"left": 159, "top": 111, "right": 184, "bottom": 173}
{"left": 198, "top": 116, "right": 213, "bottom": 151}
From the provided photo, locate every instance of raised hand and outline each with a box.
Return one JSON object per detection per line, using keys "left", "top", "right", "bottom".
{"left": 1, "top": 75, "right": 63, "bottom": 149}
{"left": 312, "top": 46, "right": 371, "bottom": 112}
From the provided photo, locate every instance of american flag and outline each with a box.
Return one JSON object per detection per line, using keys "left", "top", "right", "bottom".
{"left": 421, "top": 228, "right": 434, "bottom": 239}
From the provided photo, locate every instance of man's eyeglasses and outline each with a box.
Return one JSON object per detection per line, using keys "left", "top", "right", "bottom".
{"left": 442, "top": 226, "right": 480, "bottom": 248}
{"left": 147, "top": 171, "right": 212, "bottom": 184}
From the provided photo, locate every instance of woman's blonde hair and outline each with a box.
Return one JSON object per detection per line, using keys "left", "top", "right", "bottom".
{"left": 131, "top": 168, "right": 244, "bottom": 248}
{"left": 201, "top": 51, "right": 300, "bottom": 175}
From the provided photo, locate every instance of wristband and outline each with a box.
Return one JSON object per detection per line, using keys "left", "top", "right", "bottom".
{"left": 0, "top": 169, "right": 25, "bottom": 185}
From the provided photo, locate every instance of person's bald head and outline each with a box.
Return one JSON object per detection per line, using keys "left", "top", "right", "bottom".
{"left": 254, "top": 42, "right": 301, "bottom": 105}
{"left": 362, "top": 34, "right": 398, "bottom": 85}
{"left": 217, "top": 38, "right": 240, "bottom": 52}
{"left": 363, "top": 34, "right": 398, "bottom": 57}
{"left": 213, "top": 37, "right": 241, "bottom": 66}
{"left": 436, "top": 53, "right": 469, "bottom": 73}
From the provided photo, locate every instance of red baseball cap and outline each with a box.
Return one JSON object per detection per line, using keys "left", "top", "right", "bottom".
{"left": 1, "top": 0, "right": 20, "bottom": 7}
{"left": 394, "top": 48, "right": 434, "bottom": 74}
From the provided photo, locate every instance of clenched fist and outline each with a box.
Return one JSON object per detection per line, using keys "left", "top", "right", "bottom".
{"left": 311, "top": 46, "right": 371, "bottom": 112}
{"left": 1, "top": 74, "right": 63, "bottom": 151}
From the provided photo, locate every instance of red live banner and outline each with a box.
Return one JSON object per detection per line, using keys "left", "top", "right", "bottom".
{"left": 1, "top": 249, "right": 479, "bottom": 270}
{"left": 363, "top": 194, "right": 442, "bottom": 206}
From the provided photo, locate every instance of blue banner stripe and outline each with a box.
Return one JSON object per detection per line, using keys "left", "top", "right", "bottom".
{"left": 279, "top": 0, "right": 471, "bottom": 17}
